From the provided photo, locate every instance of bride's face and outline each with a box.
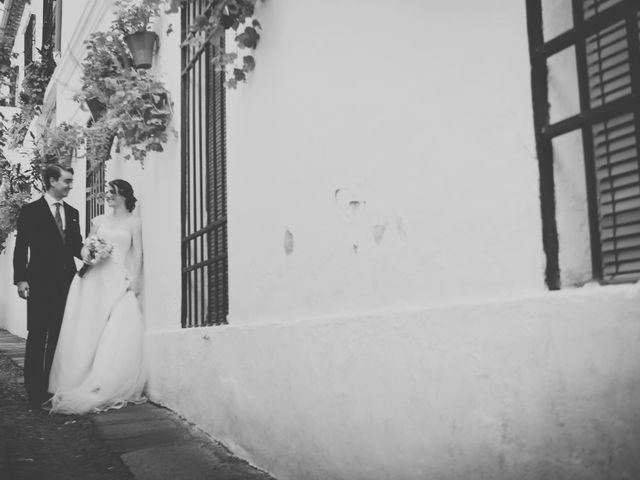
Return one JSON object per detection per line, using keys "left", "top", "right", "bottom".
{"left": 105, "top": 186, "right": 125, "bottom": 209}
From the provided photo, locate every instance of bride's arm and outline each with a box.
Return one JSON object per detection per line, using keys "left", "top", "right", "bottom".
{"left": 128, "top": 218, "right": 143, "bottom": 294}
{"left": 81, "top": 216, "right": 101, "bottom": 263}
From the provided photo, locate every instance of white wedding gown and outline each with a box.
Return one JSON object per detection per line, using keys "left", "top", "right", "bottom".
{"left": 48, "top": 216, "right": 146, "bottom": 414}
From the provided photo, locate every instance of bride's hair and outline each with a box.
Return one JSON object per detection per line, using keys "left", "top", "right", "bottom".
{"left": 109, "top": 179, "right": 137, "bottom": 212}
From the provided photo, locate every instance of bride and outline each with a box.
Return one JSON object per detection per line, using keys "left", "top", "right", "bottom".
{"left": 47, "top": 179, "right": 146, "bottom": 414}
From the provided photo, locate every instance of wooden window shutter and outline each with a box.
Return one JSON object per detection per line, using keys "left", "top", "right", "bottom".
{"left": 587, "top": 16, "right": 640, "bottom": 281}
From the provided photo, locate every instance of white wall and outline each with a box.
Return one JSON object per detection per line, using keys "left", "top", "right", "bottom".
{"left": 225, "top": 0, "right": 545, "bottom": 325}
{"left": 0, "top": 234, "right": 28, "bottom": 337}
{"left": 147, "top": 285, "right": 640, "bottom": 480}
{"left": 102, "top": 5, "right": 183, "bottom": 331}
{"left": 148, "top": 2, "right": 639, "bottom": 479}
{"left": 553, "top": 130, "right": 593, "bottom": 286}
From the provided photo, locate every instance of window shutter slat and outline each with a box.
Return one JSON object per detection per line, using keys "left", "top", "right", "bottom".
{"left": 588, "top": 9, "right": 640, "bottom": 282}
{"left": 586, "top": 2, "right": 640, "bottom": 281}
{"left": 592, "top": 110, "right": 640, "bottom": 281}
{"left": 583, "top": 0, "right": 625, "bottom": 20}
{"left": 587, "top": 20, "right": 632, "bottom": 108}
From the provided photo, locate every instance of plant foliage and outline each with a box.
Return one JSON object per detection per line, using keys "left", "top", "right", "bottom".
{"left": 7, "top": 45, "right": 57, "bottom": 148}
{"left": 167, "top": 0, "right": 262, "bottom": 88}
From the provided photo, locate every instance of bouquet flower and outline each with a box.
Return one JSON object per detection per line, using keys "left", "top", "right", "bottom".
{"left": 78, "top": 235, "right": 113, "bottom": 277}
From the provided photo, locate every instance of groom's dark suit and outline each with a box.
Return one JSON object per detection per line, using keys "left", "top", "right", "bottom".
{"left": 13, "top": 196, "right": 83, "bottom": 405}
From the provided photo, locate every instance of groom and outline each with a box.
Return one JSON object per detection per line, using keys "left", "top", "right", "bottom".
{"left": 13, "top": 164, "right": 84, "bottom": 408}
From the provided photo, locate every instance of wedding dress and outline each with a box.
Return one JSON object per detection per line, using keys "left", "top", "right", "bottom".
{"left": 47, "top": 215, "right": 146, "bottom": 414}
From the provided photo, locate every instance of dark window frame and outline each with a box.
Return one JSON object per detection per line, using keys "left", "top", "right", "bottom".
{"left": 24, "top": 14, "right": 35, "bottom": 66}
{"left": 180, "top": 0, "right": 229, "bottom": 327}
{"left": 42, "top": 0, "right": 56, "bottom": 51}
{"left": 526, "top": 0, "right": 640, "bottom": 288}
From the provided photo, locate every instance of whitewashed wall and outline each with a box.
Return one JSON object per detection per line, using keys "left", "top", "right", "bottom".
{"left": 224, "top": 0, "right": 545, "bottom": 324}
{"left": 146, "top": 1, "right": 640, "bottom": 479}
{"left": 148, "top": 285, "right": 640, "bottom": 480}
{"left": 96, "top": 5, "right": 183, "bottom": 331}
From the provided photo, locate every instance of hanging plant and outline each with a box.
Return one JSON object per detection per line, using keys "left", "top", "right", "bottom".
{"left": 36, "top": 122, "right": 84, "bottom": 164}
{"left": 74, "top": 31, "right": 132, "bottom": 121}
{"left": 167, "top": 0, "right": 263, "bottom": 88}
{"left": 103, "top": 68, "right": 173, "bottom": 162}
{"left": 85, "top": 120, "right": 116, "bottom": 173}
{"left": 114, "top": 0, "right": 164, "bottom": 35}
{"left": 29, "top": 122, "right": 84, "bottom": 187}
{"left": 113, "top": 0, "right": 164, "bottom": 69}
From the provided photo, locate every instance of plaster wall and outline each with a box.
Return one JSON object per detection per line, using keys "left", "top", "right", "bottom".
{"left": 147, "top": 285, "right": 640, "bottom": 480}
{"left": 225, "top": 0, "right": 545, "bottom": 325}
{"left": 100, "top": 7, "right": 183, "bottom": 331}
{"left": 553, "top": 131, "right": 593, "bottom": 286}
{"left": 0, "top": 234, "right": 27, "bottom": 337}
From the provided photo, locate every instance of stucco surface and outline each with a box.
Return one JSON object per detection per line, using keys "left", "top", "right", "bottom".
{"left": 147, "top": 285, "right": 640, "bottom": 480}
{"left": 225, "top": 0, "right": 545, "bottom": 324}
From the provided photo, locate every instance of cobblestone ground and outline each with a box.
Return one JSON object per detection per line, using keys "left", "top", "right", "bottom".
{"left": 0, "top": 353, "right": 133, "bottom": 480}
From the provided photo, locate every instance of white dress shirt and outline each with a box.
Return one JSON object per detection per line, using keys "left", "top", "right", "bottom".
{"left": 44, "top": 192, "right": 66, "bottom": 230}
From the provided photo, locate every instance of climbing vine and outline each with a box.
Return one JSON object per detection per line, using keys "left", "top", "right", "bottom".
{"left": 167, "top": 0, "right": 262, "bottom": 88}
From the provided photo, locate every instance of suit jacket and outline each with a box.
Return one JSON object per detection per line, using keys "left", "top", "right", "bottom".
{"left": 13, "top": 196, "right": 83, "bottom": 329}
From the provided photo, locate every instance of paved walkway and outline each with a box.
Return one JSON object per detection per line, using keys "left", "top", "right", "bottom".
{"left": 0, "top": 329, "right": 275, "bottom": 480}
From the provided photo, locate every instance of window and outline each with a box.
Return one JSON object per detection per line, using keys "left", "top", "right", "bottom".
{"left": 42, "top": 0, "right": 61, "bottom": 52}
{"left": 180, "top": 0, "right": 228, "bottom": 327}
{"left": 85, "top": 161, "right": 105, "bottom": 235}
{"left": 24, "top": 14, "right": 35, "bottom": 66}
{"left": 527, "top": 0, "right": 640, "bottom": 287}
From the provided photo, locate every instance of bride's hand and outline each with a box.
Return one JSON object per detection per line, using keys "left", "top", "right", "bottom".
{"left": 81, "top": 246, "right": 93, "bottom": 264}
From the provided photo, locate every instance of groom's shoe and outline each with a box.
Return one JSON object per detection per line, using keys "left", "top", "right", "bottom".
{"left": 27, "top": 392, "right": 51, "bottom": 410}
{"left": 27, "top": 398, "right": 45, "bottom": 409}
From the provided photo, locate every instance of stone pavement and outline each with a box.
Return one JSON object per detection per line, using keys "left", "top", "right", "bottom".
{"left": 0, "top": 329, "right": 275, "bottom": 480}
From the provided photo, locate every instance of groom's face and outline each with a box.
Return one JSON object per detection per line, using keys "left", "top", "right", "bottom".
{"left": 49, "top": 170, "right": 74, "bottom": 199}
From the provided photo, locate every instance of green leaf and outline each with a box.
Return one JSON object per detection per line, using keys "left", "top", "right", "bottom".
{"left": 236, "top": 26, "right": 260, "bottom": 49}
{"left": 242, "top": 56, "right": 256, "bottom": 73}
{"left": 233, "top": 69, "right": 246, "bottom": 82}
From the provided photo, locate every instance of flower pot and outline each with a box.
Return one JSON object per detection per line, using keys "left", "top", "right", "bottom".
{"left": 86, "top": 97, "right": 107, "bottom": 121}
{"left": 124, "top": 31, "right": 158, "bottom": 69}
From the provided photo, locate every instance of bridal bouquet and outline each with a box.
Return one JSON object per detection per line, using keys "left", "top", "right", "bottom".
{"left": 78, "top": 235, "right": 113, "bottom": 278}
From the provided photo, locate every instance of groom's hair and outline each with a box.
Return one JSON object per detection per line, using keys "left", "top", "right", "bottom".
{"left": 43, "top": 164, "right": 74, "bottom": 190}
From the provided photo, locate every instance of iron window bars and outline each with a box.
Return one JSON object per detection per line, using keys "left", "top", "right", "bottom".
{"left": 526, "top": 0, "right": 640, "bottom": 288}
{"left": 180, "top": 0, "right": 229, "bottom": 327}
{"left": 85, "top": 159, "right": 105, "bottom": 235}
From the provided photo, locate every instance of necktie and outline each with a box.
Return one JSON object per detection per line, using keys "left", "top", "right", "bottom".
{"left": 54, "top": 202, "right": 65, "bottom": 240}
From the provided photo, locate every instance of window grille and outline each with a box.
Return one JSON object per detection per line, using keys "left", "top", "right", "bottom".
{"left": 181, "top": 0, "right": 229, "bottom": 327}
{"left": 85, "top": 160, "right": 105, "bottom": 234}
{"left": 526, "top": 0, "right": 640, "bottom": 286}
